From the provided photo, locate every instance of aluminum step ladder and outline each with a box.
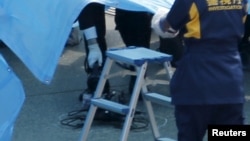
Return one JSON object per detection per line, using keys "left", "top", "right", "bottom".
{"left": 79, "top": 47, "right": 175, "bottom": 141}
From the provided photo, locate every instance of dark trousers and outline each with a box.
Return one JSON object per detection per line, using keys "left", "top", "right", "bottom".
{"left": 114, "top": 9, "right": 153, "bottom": 94}
{"left": 78, "top": 3, "right": 109, "bottom": 93}
{"left": 159, "top": 34, "right": 184, "bottom": 68}
{"left": 78, "top": 3, "right": 107, "bottom": 73}
{"left": 115, "top": 9, "right": 153, "bottom": 48}
{"left": 175, "top": 104, "right": 245, "bottom": 141}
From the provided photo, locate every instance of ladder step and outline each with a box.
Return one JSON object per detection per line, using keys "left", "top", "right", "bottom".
{"left": 91, "top": 98, "right": 129, "bottom": 115}
{"left": 156, "top": 137, "right": 176, "bottom": 141}
{"left": 144, "top": 93, "right": 172, "bottom": 106}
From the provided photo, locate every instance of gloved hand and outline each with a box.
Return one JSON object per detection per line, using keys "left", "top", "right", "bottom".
{"left": 88, "top": 43, "right": 102, "bottom": 68}
{"left": 151, "top": 8, "right": 179, "bottom": 38}
{"left": 83, "top": 26, "right": 103, "bottom": 68}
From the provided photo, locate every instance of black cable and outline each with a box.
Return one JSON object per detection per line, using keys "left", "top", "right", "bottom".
{"left": 60, "top": 89, "right": 149, "bottom": 131}
{"left": 131, "top": 111, "right": 149, "bottom": 131}
{"left": 60, "top": 115, "right": 85, "bottom": 129}
{"left": 60, "top": 109, "right": 87, "bottom": 129}
{"left": 59, "top": 109, "right": 149, "bottom": 131}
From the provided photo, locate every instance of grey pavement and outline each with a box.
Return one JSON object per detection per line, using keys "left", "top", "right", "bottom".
{"left": 1, "top": 14, "right": 249, "bottom": 141}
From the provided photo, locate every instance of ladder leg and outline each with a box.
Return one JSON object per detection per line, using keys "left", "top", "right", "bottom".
{"left": 79, "top": 105, "right": 98, "bottom": 141}
{"left": 142, "top": 61, "right": 173, "bottom": 140}
{"left": 163, "top": 61, "right": 173, "bottom": 80}
{"left": 142, "top": 84, "right": 161, "bottom": 139}
{"left": 120, "top": 63, "right": 148, "bottom": 141}
{"left": 79, "top": 58, "right": 113, "bottom": 141}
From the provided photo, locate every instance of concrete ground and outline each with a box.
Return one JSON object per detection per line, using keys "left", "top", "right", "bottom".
{"left": 1, "top": 14, "right": 249, "bottom": 141}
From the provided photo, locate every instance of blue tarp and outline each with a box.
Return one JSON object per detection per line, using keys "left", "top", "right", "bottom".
{"left": 0, "top": 54, "right": 25, "bottom": 141}
{"left": 116, "top": 0, "right": 173, "bottom": 13}
{"left": 0, "top": 0, "right": 173, "bottom": 84}
{"left": 0, "top": 0, "right": 85, "bottom": 84}
{"left": 0, "top": 0, "right": 173, "bottom": 141}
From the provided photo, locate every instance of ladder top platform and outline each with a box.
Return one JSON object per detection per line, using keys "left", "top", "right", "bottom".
{"left": 106, "top": 47, "right": 173, "bottom": 66}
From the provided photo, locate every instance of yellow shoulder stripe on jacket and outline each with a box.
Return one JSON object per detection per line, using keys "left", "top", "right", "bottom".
{"left": 184, "top": 3, "right": 201, "bottom": 39}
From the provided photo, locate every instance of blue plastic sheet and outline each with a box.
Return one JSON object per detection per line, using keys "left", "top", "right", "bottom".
{"left": 0, "top": 0, "right": 173, "bottom": 140}
{"left": 0, "top": 0, "right": 85, "bottom": 84}
{"left": 0, "top": 54, "right": 25, "bottom": 141}
{"left": 0, "top": 0, "right": 173, "bottom": 84}
{"left": 116, "top": 0, "right": 174, "bottom": 13}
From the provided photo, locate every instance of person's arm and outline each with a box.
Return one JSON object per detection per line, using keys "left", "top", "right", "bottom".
{"left": 83, "top": 26, "right": 102, "bottom": 68}
{"left": 151, "top": 8, "right": 179, "bottom": 38}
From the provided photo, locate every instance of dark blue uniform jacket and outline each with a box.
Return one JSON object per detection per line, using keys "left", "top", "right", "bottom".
{"left": 167, "top": 0, "right": 247, "bottom": 105}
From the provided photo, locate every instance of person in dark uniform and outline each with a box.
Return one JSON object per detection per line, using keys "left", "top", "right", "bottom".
{"left": 151, "top": 0, "right": 247, "bottom": 141}
{"left": 78, "top": 3, "right": 109, "bottom": 104}
{"left": 114, "top": 9, "right": 153, "bottom": 95}
{"left": 239, "top": 3, "right": 250, "bottom": 68}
